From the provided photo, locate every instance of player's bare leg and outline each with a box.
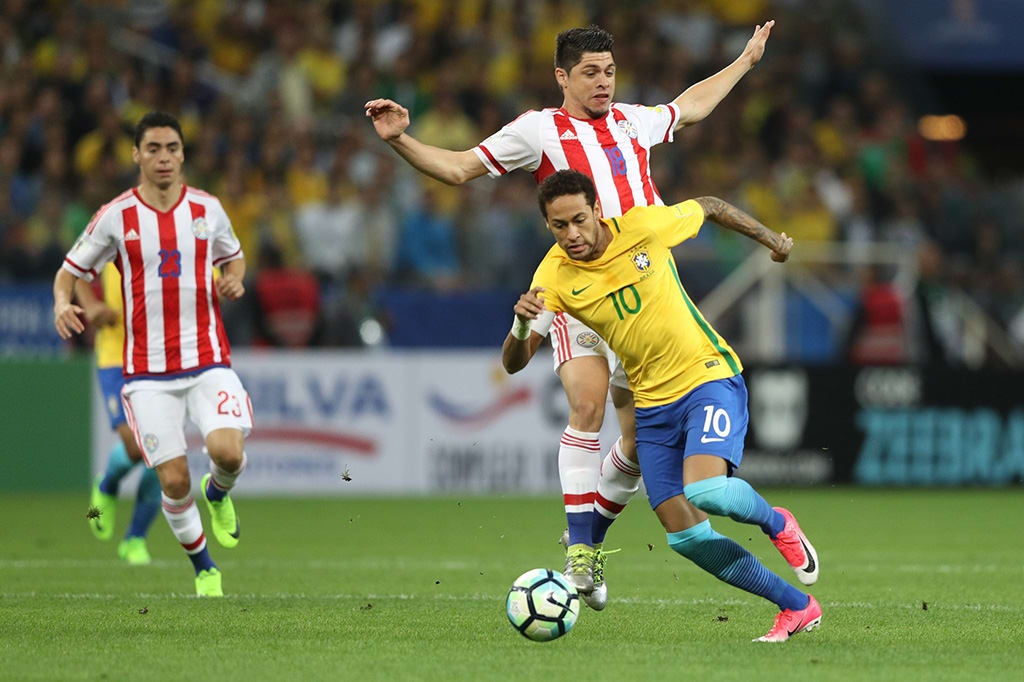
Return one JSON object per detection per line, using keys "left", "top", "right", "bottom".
{"left": 201, "top": 428, "right": 246, "bottom": 549}
{"left": 156, "top": 455, "right": 221, "bottom": 595}
{"left": 683, "top": 455, "right": 819, "bottom": 586}
{"left": 556, "top": 355, "right": 610, "bottom": 595}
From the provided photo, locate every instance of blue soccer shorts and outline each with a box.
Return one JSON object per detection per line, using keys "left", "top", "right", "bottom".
{"left": 97, "top": 366, "right": 127, "bottom": 430}
{"left": 634, "top": 375, "right": 749, "bottom": 510}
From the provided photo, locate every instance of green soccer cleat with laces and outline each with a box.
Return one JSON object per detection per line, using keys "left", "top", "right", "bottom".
{"left": 201, "top": 474, "right": 240, "bottom": 549}
{"left": 88, "top": 474, "right": 116, "bottom": 541}
{"left": 195, "top": 567, "right": 223, "bottom": 597}
{"left": 117, "top": 536, "right": 152, "bottom": 565}
{"left": 563, "top": 543, "right": 596, "bottom": 595}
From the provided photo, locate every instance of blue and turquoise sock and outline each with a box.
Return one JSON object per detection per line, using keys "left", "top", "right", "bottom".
{"left": 668, "top": 520, "right": 808, "bottom": 611}
{"left": 125, "top": 466, "right": 161, "bottom": 540}
{"left": 684, "top": 475, "right": 785, "bottom": 537}
{"left": 98, "top": 441, "right": 134, "bottom": 496}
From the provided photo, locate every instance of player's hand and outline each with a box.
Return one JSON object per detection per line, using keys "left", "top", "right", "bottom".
{"left": 364, "top": 98, "right": 411, "bottom": 141}
{"left": 216, "top": 273, "right": 245, "bottom": 301}
{"left": 514, "top": 287, "right": 546, "bottom": 321}
{"left": 54, "top": 302, "right": 85, "bottom": 339}
{"left": 83, "top": 302, "right": 119, "bottom": 328}
{"left": 742, "top": 20, "right": 774, "bottom": 67}
{"left": 771, "top": 232, "right": 793, "bottom": 263}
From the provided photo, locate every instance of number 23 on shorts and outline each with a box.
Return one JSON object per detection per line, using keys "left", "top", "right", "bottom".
{"left": 217, "top": 390, "right": 243, "bottom": 417}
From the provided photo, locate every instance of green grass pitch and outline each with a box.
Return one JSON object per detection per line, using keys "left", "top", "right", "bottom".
{"left": 1, "top": 489, "right": 1021, "bottom": 681}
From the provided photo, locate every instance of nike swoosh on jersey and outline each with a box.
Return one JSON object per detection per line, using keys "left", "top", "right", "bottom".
{"left": 572, "top": 284, "right": 593, "bottom": 295}
{"left": 700, "top": 435, "right": 724, "bottom": 444}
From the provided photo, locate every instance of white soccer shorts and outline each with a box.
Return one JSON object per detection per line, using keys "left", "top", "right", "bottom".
{"left": 536, "top": 311, "right": 630, "bottom": 390}
{"left": 120, "top": 367, "right": 253, "bottom": 468}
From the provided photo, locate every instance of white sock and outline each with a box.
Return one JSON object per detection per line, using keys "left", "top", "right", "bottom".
{"left": 161, "top": 493, "right": 206, "bottom": 555}
{"left": 559, "top": 426, "right": 601, "bottom": 546}
{"left": 209, "top": 451, "right": 247, "bottom": 493}
{"left": 593, "top": 438, "right": 642, "bottom": 543}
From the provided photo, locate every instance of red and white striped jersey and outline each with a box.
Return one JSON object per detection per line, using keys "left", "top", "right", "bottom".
{"left": 62, "top": 185, "right": 243, "bottom": 379}
{"left": 472, "top": 102, "right": 679, "bottom": 217}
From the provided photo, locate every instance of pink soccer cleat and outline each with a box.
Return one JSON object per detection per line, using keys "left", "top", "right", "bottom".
{"left": 770, "top": 507, "right": 819, "bottom": 585}
{"left": 754, "top": 595, "right": 822, "bottom": 643}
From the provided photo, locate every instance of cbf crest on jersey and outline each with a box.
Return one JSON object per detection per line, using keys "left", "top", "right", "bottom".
{"left": 616, "top": 119, "right": 639, "bottom": 139}
{"left": 632, "top": 248, "right": 652, "bottom": 272}
{"left": 191, "top": 217, "right": 209, "bottom": 240}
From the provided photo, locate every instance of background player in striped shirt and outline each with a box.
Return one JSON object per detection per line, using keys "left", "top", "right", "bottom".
{"left": 366, "top": 23, "right": 774, "bottom": 606}
{"left": 506, "top": 170, "right": 820, "bottom": 642}
{"left": 73, "top": 264, "right": 162, "bottom": 565}
{"left": 52, "top": 112, "right": 252, "bottom": 597}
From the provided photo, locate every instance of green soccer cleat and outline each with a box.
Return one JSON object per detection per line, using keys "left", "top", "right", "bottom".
{"left": 564, "top": 543, "right": 596, "bottom": 594}
{"left": 195, "top": 567, "right": 223, "bottom": 597}
{"left": 586, "top": 547, "right": 619, "bottom": 611}
{"left": 88, "top": 474, "right": 116, "bottom": 541}
{"left": 201, "top": 474, "right": 240, "bottom": 549}
{"left": 117, "top": 536, "right": 152, "bottom": 565}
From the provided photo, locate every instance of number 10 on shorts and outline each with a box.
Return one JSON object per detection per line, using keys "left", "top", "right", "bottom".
{"left": 701, "top": 405, "right": 731, "bottom": 443}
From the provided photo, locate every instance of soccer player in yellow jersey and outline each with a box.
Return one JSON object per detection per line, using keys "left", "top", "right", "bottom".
{"left": 504, "top": 170, "right": 821, "bottom": 642}
{"left": 74, "top": 264, "right": 161, "bottom": 564}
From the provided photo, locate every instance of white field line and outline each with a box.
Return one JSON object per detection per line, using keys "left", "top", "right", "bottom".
{"left": 0, "top": 591, "right": 1020, "bottom": 612}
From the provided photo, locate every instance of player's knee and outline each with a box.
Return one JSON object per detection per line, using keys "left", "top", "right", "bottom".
{"left": 160, "top": 474, "right": 190, "bottom": 499}
{"left": 207, "top": 445, "right": 244, "bottom": 473}
{"left": 683, "top": 476, "right": 730, "bottom": 517}
{"left": 666, "top": 519, "right": 714, "bottom": 558}
{"left": 568, "top": 400, "right": 605, "bottom": 432}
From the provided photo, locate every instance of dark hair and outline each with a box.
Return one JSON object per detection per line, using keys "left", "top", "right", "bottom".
{"left": 555, "top": 26, "right": 614, "bottom": 72}
{"left": 537, "top": 170, "right": 597, "bottom": 217}
{"left": 134, "top": 111, "right": 183, "bottom": 147}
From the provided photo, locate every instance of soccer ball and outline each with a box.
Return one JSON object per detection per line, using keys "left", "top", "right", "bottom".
{"left": 505, "top": 568, "right": 580, "bottom": 641}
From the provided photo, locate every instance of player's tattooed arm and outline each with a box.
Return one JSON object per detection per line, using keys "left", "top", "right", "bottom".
{"left": 693, "top": 196, "right": 793, "bottom": 262}
{"left": 502, "top": 287, "right": 546, "bottom": 374}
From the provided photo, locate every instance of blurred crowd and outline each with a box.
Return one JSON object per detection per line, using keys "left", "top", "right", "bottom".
{"left": 1, "top": 0, "right": 1022, "bottom": 359}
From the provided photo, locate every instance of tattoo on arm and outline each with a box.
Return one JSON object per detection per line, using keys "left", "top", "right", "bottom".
{"left": 693, "top": 196, "right": 785, "bottom": 251}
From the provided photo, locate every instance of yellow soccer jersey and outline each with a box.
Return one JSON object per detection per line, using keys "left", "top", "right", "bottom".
{"left": 530, "top": 200, "right": 742, "bottom": 407}
{"left": 94, "top": 263, "right": 124, "bottom": 369}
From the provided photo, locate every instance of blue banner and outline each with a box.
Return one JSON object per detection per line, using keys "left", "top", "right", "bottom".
{"left": 0, "top": 284, "right": 64, "bottom": 354}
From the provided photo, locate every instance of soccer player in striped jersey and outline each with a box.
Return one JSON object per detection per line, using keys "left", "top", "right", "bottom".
{"left": 367, "top": 23, "right": 774, "bottom": 607}
{"left": 73, "top": 264, "right": 162, "bottom": 565}
{"left": 53, "top": 112, "right": 252, "bottom": 597}
{"left": 506, "top": 170, "right": 821, "bottom": 642}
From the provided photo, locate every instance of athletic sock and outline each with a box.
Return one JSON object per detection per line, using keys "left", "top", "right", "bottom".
{"left": 683, "top": 475, "right": 785, "bottom": 537}
{"left": 559, "top": 427, "right": 601, "bottom": 547}
{"left": 98, "top": 441, "right": 134, "bottom": 496}
{"left": 125, "top": 466, "right": 161, "bottom": 539}
{"left": 592, "top": 438, "right": 641, "bottom": 545}
{"left": 668, "top": 520, "right": 808, "bottom": 612}
{"left": 205, "top": 451, "right": 247, "bottom": 503}
{"left": 161, "top": 493, "right": 215, "bottom": 574}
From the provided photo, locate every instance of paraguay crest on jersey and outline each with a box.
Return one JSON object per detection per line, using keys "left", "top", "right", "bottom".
{"left": 617, "top": 118, "right": 639, "bottom": 139}
{"left": 191, "top": 217, "right": 209, "bottom": 240}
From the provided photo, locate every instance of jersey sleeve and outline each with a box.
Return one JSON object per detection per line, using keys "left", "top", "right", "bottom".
{"left": 62, "top": 209, "right": 119, "bottom": 282}
{"left": 208, "top": 199, "right": 244, "bottom": 266}
{"left": 472, "top": 111, "right": 543, "bottom": 177}
{"left": 624, "top": 200, "right": 705, "bottom": 247}
{"left": 620, "top": 102, "right": 680, "bottom": 147}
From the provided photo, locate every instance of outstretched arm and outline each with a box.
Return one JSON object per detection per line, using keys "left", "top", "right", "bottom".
{"left": 502, "top": 287, "right": 547, "bottom": 374}
{"left": 672, "top": 21, "right": 773, "bottom": 129}
{"left": 364, "top": 98, "right": 488, "bottom": 185}
{"left": 693, "top": 196, "right": 793, "bottom": 262}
